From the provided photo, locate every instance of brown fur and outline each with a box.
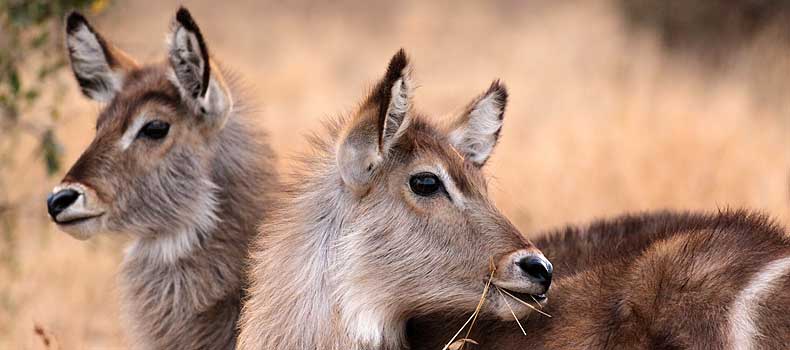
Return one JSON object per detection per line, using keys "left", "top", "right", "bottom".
{"left": 238, "top": 51, "right": 549, "bottom": 350}
{"left": 408, "top": 210, "right": 790, "bottom": 349}
{"left": 53, "top": 8, "right": 276, "bottom": 350}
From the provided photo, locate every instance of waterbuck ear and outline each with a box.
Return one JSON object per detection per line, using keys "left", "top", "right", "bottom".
{"left": 447, "top": 80, "right": 508, "bottom": 167}
{"left": 168, "top": 7, "right": 232, "bottom": 130}
{"left": 337, "top": 49, "right": 414, "bottom": 193}
{"left": 371, "top": 49, "right": 414, "bottom": 154}
{"left": 65, "top": 12, "right": 137, "bottom": 102}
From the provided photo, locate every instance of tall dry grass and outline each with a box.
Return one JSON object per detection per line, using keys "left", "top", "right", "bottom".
{"left": 0, "top": 0, "right": 787, "bottom": 348}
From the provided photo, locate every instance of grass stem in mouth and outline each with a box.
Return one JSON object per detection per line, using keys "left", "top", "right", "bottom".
{"left": 530, "top": 294, "right": 544, "bottom": 309}
{"left": 441, "top": 257, "right": 497, "bottom": 350}
{"left": 498, "top": 288, "right": 552, "bottom": 318}
{"left": 495, "top": 285, "right": 527, "bottom": 336}
{"left": 442, "top": 312, "right": 478, "bottom": 350}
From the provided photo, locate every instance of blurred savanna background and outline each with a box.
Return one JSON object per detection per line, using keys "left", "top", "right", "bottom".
{"left": 0, "top": 0, "right": 788, "bottom": 348}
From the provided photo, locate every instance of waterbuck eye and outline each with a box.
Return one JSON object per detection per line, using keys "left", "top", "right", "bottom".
{"left": 139, "top": 120, "right": 170, "bottom": 140}
{"left": 409, "top": 172, "right": 443, "bottom": 197}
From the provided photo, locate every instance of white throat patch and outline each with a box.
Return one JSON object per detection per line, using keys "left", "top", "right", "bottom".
{"left": 124, "top": 179, "right": 220, "bottom": 264}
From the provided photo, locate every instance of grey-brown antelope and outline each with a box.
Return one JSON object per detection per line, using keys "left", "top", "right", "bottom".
{"left": 407, "top": 210, "right": 790, "bottom": 349}
{"left": 237, "top": 50, "right": 553, "bottom": 350}
{"left": 46, "top": 7, "right": 276, "bottom": 349}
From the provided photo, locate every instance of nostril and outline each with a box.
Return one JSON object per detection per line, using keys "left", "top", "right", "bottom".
{"left": 47, "top": 189, "right": 80, "bottom": 220}
{"left": 518, "top": 257, "right": 553, "bottom": 287}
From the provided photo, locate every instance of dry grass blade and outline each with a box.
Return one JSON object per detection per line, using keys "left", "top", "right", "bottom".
{"left": 529, "top": 294, "right": 544, "bottom": 309}
{"left": 441, "top": 312, "right": 478, "bottom": 350}
{"left": 494, "top": 285, "right": 527, "bottom": 335}
{"left": 441, "top": 258, "right": 497, "bottom": 350}
{"left": 447, "top": 338, "right": 479, "bottom": 350}
{"left": 498, "top": 288, "right": 552, "bottom": 318}
{"left": 462, "top": 259, "right": 496, "bottom": 340}
{"left": 449, "top": 144, "right": 466, "bottom": 162}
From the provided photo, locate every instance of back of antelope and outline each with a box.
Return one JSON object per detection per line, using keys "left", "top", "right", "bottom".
{"left": 407, "top": 210, "right": 790, "bottom": 349}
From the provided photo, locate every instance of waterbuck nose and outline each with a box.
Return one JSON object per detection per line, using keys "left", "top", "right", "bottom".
{"left": 47, "top": 188, "right": 80, "bottom": 220}
{"left": 518, "top": 256, "right": 553, "bottom": 289}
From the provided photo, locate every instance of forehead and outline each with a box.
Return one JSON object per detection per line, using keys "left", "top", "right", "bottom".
{"left": 394, "top": 117, "right": 488, "bottom": 196}
{"left": 96, "top": 65, "right": 183, "bottom": 131}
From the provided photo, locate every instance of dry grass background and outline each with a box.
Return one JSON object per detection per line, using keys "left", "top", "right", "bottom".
{"left": 1, "top": 0, "right": 788, "bottom": 348}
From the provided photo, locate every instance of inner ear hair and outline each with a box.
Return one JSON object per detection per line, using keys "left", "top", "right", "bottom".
{"left": 66, "top": 12, "right": 116, "bottom": 66}
{"left": 171, "top": 7, "right": 211, "bottom": 98}
{"left": 166, "top": 7, "right": 232, "bottom": 129}
{"left": 448, "top": 80, "right": 508, "bottom": 166}
{"left": 65, "top": 11, "right": 136, "bottom": 102}
{"left": 336, "top": 49, "right": 414, "bottom": 193}
{"left": 369, "top": 49, "right": 413, "bottom": 153}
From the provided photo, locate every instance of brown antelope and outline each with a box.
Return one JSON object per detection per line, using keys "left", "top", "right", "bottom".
{"left": 237, "top": 50, "right": 553, "bottom": 350}
{"left": 402, "top": 210, "right": 790, "bottom": 349}
{"left": 46, "top": 8, "right": 276, "bottom": 349}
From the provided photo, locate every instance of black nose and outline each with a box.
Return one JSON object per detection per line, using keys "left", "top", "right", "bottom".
{"left": 47, "top": 189, "right": 80, "bottom": 221}
{"left": 518, "top": 256, "right": 553, "bottom": 289}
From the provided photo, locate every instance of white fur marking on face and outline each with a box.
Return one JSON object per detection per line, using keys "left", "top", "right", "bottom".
{"left": 727, "top": 256, "right": 790, "bottom": 350}
{"left": 118, "top": 115, "right": 148, "bottom": 150}
{"left": 449, "top": 93, "right": 504, "bottom": 164}
{"left": 50, "top": 182, "right": 107, "bottom": 240}
{"left": 67, "top": 23, "right": 122, "bottom": 101}
{"left": 436, "top": 165, "right": 466, "bottom": 208}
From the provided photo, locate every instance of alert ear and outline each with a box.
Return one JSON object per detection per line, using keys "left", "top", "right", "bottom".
{"left": 167, "top": 7, "right": 232, "bottom": 131}
{"left": 337, "top": 49, "right": 414, "bottom": 193}
{"left": 65, "top": 12, "right": 137, "bottom": 102}
{"left": 447, "top": 80, "right": 508, "bottom": 167}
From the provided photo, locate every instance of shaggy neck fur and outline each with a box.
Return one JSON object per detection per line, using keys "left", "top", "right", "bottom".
{"left": 238, "top": 119, "right": 408, "bottom": 350}
{"left": 121, "top": 101, "right": 276, "bottom": 350}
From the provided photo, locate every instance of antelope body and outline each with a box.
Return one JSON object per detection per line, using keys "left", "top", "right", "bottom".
{"left": 47, "top": 8, "right": 276, "bottom": 349}
{"left": 408, "top": 210, "right": 790, "bottom": 349}
{"left": 238, "top": 51, "right": 553, "bottom": 350}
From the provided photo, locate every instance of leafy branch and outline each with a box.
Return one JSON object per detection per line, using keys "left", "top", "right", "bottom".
{"left": 0, "top": 0, "right": 110, "bottom": 275}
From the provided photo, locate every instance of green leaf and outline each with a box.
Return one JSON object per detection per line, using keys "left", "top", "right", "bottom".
{"left": 24, "top": 89, "right": 39, "bottom": 102}
{"left": 50, "top": 106, "right": 61, "bottom": 122}
{"left": 9, "top": 69, "right": 20, "bottom": 95}
{"left": 52, "top": 58, "right": 67, "bottom": 70}
{"left": 40, "top": 129, "right": 62, "bottom": 176}
{"left": 30, "top": 30, "right": 49, "bottom": 49}
{"left": 38, "top": 58, "right": 68, "bottom": 79}
{"left": 8, "top": 4, "right": 35, "bottom": 27}
{"left": 37, "top": 65, "right": 50, "bottom": 80}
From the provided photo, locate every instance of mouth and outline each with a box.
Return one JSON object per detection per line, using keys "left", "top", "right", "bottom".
{"left": 494, "top": 285, "right": 547, "bottom": 303}
{"left": 55, "top": 213, "right": 104, "bottom": 226}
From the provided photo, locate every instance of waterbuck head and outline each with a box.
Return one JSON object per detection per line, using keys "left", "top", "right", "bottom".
{"left": 47, "top": 8, "right": 233, "bottom": 240}
{"left": 238, "top": 50, "right": 552, "bottom": 349}
{"left": 334, "top": 50, "right": 552, "bottom": 344}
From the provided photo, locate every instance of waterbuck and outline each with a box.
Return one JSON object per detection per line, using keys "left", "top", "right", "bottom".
{"left": 46, "top": 8, "right": 276, "bottom": 349}
{"left": 237, "top": 50, "right": 553, "bottom": 350}
{"left": 406, "top": 210, "right": 790, "bottom": 349}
